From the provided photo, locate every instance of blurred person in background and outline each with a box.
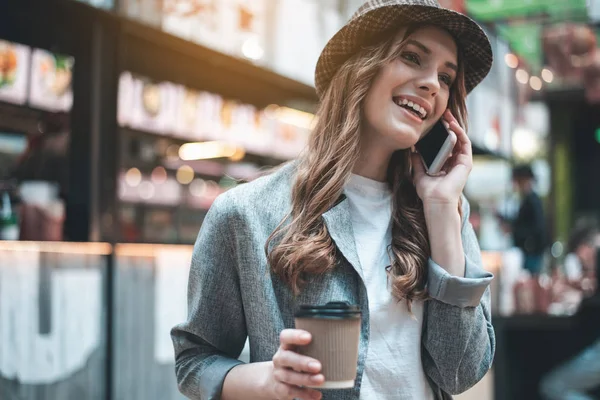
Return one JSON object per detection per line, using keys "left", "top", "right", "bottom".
{"left": 540, "top": 224, "right": 599, "bottom": 400}
{"left": 171, "top": 0, "right": 495, "bottom": 399}
{"left": 510, "top": 164, "right": 548, "bottom": 276}
{"left": 546, "top": 222, "right": 599, "bottom": 316}
{"left": 563, "top": 222, "right": 599, "bottom": 295}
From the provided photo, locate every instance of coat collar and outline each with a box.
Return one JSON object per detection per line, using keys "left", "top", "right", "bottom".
{"left": 266, "top": 163, "right": 364, "bottom": 280}
{"left": 322, "top": 194, "right": 365, "bottom": 281}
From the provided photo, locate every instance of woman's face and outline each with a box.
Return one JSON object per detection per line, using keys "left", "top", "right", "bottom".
{"left": 362, "top": 26, "right": 459, "bottom": 155}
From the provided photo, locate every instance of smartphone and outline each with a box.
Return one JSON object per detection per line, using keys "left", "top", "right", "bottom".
{"left": 415, "top": 119, "right": 454, "bottom": 176}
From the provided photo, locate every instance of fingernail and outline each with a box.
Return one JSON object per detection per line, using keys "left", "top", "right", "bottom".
{"left": 308, "top": 361, "right": 321, "bottom": 371}
{"left": 300, "top": 332, "right": 311, "bottom": 341}
{"left": 310, "top": 374, "right": 324, "bottom": 382}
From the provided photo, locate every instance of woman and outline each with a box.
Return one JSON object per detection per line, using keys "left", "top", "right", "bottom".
{"left": 171, "top": 1, "right": 495, "bottom": 399}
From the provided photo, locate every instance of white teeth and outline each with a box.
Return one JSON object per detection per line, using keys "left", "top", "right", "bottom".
{"left": 394, "top": 97, "right": 427, "bottom": 119}
{"left": 411, "top": 103, "right": 423, "bottom": 117}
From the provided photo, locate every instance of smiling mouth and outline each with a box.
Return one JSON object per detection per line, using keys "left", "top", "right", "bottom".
{"left": 392, "top": 96, "right": 427, "bottom": 120}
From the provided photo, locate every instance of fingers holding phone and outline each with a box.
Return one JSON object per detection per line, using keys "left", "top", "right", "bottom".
{"left": 414, "top": 116, "right": 457, "bottom": 176}
{"left": 412, "top": 110, "right": 472, "bottom": 204}
{"left": 442, "top": 110, "right": 473, "bottom": 177}
{"left": 440, "top": 119, "right": 457, "bottom": 175}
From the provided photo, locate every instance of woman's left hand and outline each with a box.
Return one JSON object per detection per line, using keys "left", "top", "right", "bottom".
{"left": 412, "top": 109, "right": 472, "bottom": 206}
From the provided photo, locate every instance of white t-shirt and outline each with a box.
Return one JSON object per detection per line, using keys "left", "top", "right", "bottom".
{"left": 344, "top": 174, "right": 434, "bottom": 400}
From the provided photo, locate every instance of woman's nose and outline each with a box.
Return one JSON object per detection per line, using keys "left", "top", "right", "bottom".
{"left": 416, "top": 72, "right": 440, "bottom": 97}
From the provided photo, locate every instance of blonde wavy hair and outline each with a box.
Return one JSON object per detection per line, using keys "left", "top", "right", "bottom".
{"left": 266, "top": 25, "right": 468, "bottom": 311}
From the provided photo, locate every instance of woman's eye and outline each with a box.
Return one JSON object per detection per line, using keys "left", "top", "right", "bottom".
{"left": 439, "top": 74, "right": 452, "bottom": 86}
{"left": 401, "top": 52, "right": 420, "bottom": 65}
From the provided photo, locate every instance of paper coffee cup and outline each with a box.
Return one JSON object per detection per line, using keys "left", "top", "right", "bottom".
{"left": 294, "top": 301, "right": 361, "bottom": 389}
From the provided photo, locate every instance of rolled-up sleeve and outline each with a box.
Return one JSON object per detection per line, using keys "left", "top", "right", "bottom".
{"left": 427, "top": 256, "right": 493, "bottom": 308}
{"left": 171, "top": 193, "right": 247, "bottom": 399}
{"left": 423, "top": 197, "right": 495, "bottom": 395}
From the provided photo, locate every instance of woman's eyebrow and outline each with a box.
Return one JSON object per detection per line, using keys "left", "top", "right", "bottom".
{"left": 406, "top": 39, "right": 431, "bottom": 54}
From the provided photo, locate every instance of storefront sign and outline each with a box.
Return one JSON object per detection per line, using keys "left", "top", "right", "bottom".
{"left": 0, "top": 250, "right": 102, "bottom": 384}
{"left": 466, "top": 0, "right": 587, "bottom": 22}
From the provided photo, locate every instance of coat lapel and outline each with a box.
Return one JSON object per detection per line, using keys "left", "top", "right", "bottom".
{"left": 322, "top": 195, "right": 364, "bottom": 281}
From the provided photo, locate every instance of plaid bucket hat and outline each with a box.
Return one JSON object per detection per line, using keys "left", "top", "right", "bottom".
{"left": 315, "top": 0, "right": 493, "bottom": 98}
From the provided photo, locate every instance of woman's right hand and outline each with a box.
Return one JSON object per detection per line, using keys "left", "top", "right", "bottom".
{"left": 264, "top": 329, "right": 325, "bottom": 400}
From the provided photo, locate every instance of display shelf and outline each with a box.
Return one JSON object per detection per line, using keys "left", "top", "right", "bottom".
{"left": 119, "top": 126, "right": 289, "bottom": 167}
{"left": 119, "top": 18, "right": 318, "bottom": 112}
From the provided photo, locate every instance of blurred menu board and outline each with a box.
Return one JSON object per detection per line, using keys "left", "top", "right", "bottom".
{"left": 28, "top": 49, "right": 74, "bottom": 112}
{"left": 118, "top": 72, "right": 179, "bottom": 136}
{"left": 0, "top": 39, "right": 74, "bottom": 112}
{"left": 117, "top": 71, "right": 312, "bottom": 161}
{"left": 0, "top": 40, "right": 31, "bottom": 105}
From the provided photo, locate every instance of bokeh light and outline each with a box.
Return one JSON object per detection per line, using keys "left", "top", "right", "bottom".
{"left": 125, "top": 168, "right": 142, "bottom": 187}
{"left": 176, "top": 165, "right": 195, "bottom": 185}
{"left": 505, "top": 53, "right": 519, "bottom": 68}
{"left": 542, "top": 68, "right": 554, "bottom": 83}
{"left": 516, "top": 69, "right": 529, "bottom": 84}
{"left": 529, "top": 76, "right": 543, "bottom": 91}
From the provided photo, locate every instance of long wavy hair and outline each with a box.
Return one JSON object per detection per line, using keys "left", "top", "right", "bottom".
{"left": 266, "top": 25, "right": 468, "bottom": 311}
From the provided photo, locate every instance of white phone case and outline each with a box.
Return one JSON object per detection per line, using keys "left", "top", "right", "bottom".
{"left": 425, "top": 132, "right": 454, "bottom": 176}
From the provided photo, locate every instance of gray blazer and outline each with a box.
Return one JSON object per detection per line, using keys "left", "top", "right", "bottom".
{"left": 171, "top": 162, "right": 495, "bottom": 400}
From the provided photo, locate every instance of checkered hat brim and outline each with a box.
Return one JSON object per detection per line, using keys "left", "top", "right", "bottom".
{"left": 315, "top": 0, "right": 493, "bottom": 97}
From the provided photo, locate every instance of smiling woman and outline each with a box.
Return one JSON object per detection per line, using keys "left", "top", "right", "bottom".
{"left": 171, "top": 1, "right": 496, "bottom": 400}
{"left": 361, "top": 26, "right": 464, "bottom": 169}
